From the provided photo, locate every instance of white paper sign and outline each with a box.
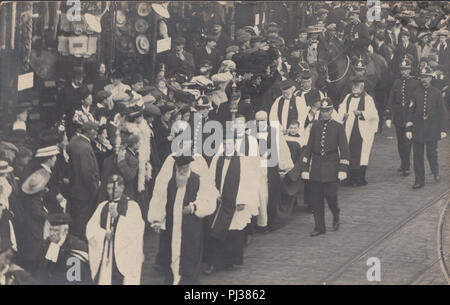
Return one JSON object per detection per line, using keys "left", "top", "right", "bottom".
{"left": 157, "top": 37, "right": 171, "bottom": 54}
{"left": 18, "top": 72, "right": 34, "bottom": 91}
{"left": 255, "top": 13, "right": 260, "bottom": 26}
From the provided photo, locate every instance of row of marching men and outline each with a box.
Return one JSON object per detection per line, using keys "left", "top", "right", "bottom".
{"left": 1, "top": 62, "right": 448, "bottom": 285}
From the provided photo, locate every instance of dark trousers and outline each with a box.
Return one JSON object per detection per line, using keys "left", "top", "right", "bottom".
{"left": 395, "top": 123, "right": 412, "bottom": 170}
{"left": 413, "top": 140, "right": 439, "bottom": 184}
{"left": 303, "top": 181, "right": 311, "bottom": 206}
{"left": 68, "top": 197, "right": 95, "bottom": 240}
{"left": 309, "top": 181, "right": 340, "bottom": 232}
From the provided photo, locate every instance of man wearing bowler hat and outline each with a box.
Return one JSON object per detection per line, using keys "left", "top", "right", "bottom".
{"left": 406, "top": 65, "right": 448, "bottom": 189}
{"left": 300, "top": 98, "right": 349, "bottom": 237}
{"left": 67, "top": 121, "right": 100, "bottom": 239}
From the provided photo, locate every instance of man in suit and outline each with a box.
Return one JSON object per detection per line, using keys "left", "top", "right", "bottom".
{"left": 216, "top": 89, "right": 250, "bottom": 127}
{"left": 60, "top": 69, "right": 83, "bottom": 139}
{"left": 406, "top": 65, "right": 448, "bottom": 189}
{"left": 372, "top": 32, "right": 392, "bottom": 65}
{"left": 300, "top": 98, "right": 350, "bottom": 237}
{"left": 67, "top": 121, "right": 100, "bottom": 239}
{"left": 385, "top": 57, "right": 421, "bottom": 176}
{"left": 194, "top": 35, "right": 222, "bottom": 74}
{"left": 165, "top": 37, "right": 196, "bottom": 78}
{"left": 392, "top": 30, "right": 419, "bottom": 78}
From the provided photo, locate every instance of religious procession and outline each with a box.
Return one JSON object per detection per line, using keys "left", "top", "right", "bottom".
{"left": 0, "top": 1, "right": 449, "bottom": 286}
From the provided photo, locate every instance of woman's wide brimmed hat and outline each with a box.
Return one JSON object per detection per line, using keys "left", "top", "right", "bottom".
{"left": 21, "top": 168, "right": 51, "bottom": 195}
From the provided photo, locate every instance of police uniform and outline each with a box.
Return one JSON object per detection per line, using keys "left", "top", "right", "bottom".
{"left": 407, "top": 66, "right": 449, "bottom": 188}
{"left": 386, "top": 58, "right": 421, "bottom": 174}
{"left": 301, "top": 99, "right": 350, "bottom": 236}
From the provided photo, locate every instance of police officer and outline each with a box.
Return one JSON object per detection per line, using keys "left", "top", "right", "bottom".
{"left": 300, "top": 98, "right": 350, "bottom": 237}
{"left": 385, "top": 56, "right": 421, "bottom": 176}
{"left": 406, "top": 65, "right": 448, "bottom": 189}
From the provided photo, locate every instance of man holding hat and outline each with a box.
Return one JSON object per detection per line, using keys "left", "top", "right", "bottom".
{"left": 67, "top": 121, "right": 100, "bottom": 239}
{"left": 300, "top": 98, "right": 349, "bottom": 236}
{"left": 148, "top": 154, "right": 217, "bottom": 284}
{"left": 34, "top": 213, "right": 91, "bottom": 284}
{"left": 269, "top": 79, "right": 308, "bottom": 134}
{"left": 338, "top": 75, "right": 379, "bottom": 187}
{"left": 406, "top": 65, "right": 448, "bottom": 189}
{"left": 18, "top": 156, "right": 57, "bottom": 273}
{"left": 385, "top": 56, "right": 421, "bottom": 176}
{"left": 166, "top": 37, "right": 195, "bottom": 78}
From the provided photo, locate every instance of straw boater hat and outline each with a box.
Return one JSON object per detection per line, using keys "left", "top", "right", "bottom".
{"left": 134, "top": 18, "right": 150, "bottom": 33}
{"left": 0, "top": 160, "right": 13, "bottom": 174}
{"left": 152, "top": 2, "right": 170, "bottom": 19}
{"left": 135, "top": 34, "right": 150, "bottom": 54}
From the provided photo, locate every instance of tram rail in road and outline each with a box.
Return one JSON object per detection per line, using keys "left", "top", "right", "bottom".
{"left": 320, "top": 190, "right": 450, "bottom": 285}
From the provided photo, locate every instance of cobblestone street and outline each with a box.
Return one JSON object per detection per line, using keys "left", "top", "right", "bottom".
{"left": 141, "top": 125, "right": 450, "bottom": 285}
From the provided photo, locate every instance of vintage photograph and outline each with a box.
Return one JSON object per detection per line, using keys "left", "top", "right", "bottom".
{"left": 0, "top": 1, "right": 448, "bottom": 286}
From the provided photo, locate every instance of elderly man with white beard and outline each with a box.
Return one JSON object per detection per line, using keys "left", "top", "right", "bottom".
{"left": 148, "top": 146, "right": 218, "bottom": 285}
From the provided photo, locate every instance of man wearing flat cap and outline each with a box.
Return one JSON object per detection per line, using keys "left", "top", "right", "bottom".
{"left": 35, "top": 213, "right": 91, "bottom": 284}
{"left": 406, "top": 65, "right": 448, "bottom": 189}
{"left": 392, "top": 30, "right": 419, "bottom": 78}
{"left": 300, "top": 98, "right": 349, "bottom": 236}
{"left": 67, "top": 120, "right": 100, "bottom": 240}
{"left": 165, "top": 37, "right": 196, "bottom": 78}
{"left": 148, "top": 153, "right": 217, "bottom": 284}
{"left": 269, "top": 79, "right": 308, "bottom": 134}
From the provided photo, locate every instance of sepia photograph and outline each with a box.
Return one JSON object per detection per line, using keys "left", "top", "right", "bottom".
{"left": 0, "top": 0, "right": 448, "bottom": 290}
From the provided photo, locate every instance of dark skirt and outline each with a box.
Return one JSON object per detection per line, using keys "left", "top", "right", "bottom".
{"left": 203, "top": 229, "right": 246, "bottom": 268}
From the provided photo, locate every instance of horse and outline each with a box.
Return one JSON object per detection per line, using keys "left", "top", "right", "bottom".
{"left": 316, "top": 39, "right": 392, "bottom": 114}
